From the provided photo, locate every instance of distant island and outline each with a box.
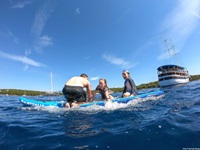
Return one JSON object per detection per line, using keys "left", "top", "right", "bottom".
{"left": 1, "top": 74, "right": 200, "bottom": 96}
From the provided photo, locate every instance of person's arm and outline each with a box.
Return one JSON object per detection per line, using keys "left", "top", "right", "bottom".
{"left": 92, "top": 90, "right": 97, "bottom": 100}
{"left": 92, "top": 85, "right": 99, "bottom": 100}
{"left": 129, "top": 78, "right": 138, "bottom": 95}
{"left": 131, "top": 80, "right": 138, "bottom": 95}
{"left": 86, "top": 81, "right": 92, "bottom": 101}
{"left": 105, "top": 90, "right": 110, "bottom": 101}
{"left": 133, "top": 84, "right": 138, "bottom": 95}
{"left": 121, "top": 81, "right": 126, "bottom": 97}
{"left": 104, "top": 88, "right": 111, "bottom": 101}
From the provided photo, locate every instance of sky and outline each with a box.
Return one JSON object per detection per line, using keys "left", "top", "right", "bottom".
{"left": 0, "top": 0, "right": 200, "bottom": 92}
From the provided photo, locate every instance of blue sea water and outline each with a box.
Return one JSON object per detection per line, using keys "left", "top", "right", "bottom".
{"left": 1, "top": 81, "right": 200, "bottom": 150}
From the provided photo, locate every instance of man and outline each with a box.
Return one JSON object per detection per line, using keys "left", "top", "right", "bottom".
{"left": 122, "top": 70, "right": 138, "bottom": 98}
{"left": 62, "top": 73, "right": 92, "bottom": 108}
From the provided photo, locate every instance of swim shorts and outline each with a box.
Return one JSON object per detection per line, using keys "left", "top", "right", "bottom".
{"left": 62, "top": 85, "right": 86, "bottom": 103}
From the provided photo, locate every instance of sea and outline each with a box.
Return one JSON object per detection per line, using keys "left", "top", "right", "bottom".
{"left": 1, "top": 80, "right": 200, "bottom": 150}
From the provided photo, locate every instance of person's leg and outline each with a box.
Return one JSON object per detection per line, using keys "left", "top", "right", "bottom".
{"left": 65, "top": 102, "right": 70, "bottom": 108}
{"left": 109, "top": 95, "right": 114, "bottom": 99}
{"left": 68, "top": 87, "right": 86, "bottom": 107}
{"left": 123, "top": 92, "right": 130, "bottom": 98}
{"left": 70, "top": 92, "right": 87, "bottom": 107}
{"left": 62, "top": 85, "right": 72, "bottom": 108}
{"left": 71, "top": 102, "right": 86, "bottom": 107}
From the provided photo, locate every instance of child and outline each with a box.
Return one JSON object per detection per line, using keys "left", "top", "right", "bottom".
{"left": 92, "top": 78, "right": 114, "bottom": 101}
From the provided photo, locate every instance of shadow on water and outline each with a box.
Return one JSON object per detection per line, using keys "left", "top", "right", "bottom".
{"left": 62, "top": 112, "right": 103, "bottom": 138}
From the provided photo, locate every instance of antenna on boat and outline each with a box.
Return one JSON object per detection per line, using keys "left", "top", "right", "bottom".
{"left": 162, "top": 33, "right": 173, "bottom": 64}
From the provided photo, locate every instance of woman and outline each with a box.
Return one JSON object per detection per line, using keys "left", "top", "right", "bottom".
{"left": 122, "top": 70, "right": 138, "bottom": 98}
{"left": 92, "top": 78, "right": 114, "bottom": 101}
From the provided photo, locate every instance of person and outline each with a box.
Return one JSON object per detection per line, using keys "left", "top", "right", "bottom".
{"left": 62, "top": 73, "right": 92, "bottom": 108}
{"left": 92, "top": 78, "right": 114, "bottom": 101}
{"left": 122, "top": 70, "right": 138, "bottom": 98}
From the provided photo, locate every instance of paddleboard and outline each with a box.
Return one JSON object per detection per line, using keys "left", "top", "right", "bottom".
{"left": 19, "top": 90, "right": 164, "bottom": 108}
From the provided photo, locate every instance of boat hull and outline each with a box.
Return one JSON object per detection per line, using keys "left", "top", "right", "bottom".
{"left": 159, "top": 77, "right": 189, "bottom": 87}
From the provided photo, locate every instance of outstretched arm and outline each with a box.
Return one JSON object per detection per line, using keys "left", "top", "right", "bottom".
{"left": 105, "top": 90, "right": 111, "bottom": 101}
{"left": 91, "top": 90, "right": 97, "bottom": 100}
{"left": 86, "top": 81, "right": 92, "bottom": 101}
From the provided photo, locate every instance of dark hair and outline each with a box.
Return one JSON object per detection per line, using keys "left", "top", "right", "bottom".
{"left": 122, "top": 70, "right": 130, "bottom": 76}
{"left": 122, "top": 70, "right": 129, "bottom": 73}
{"left": 80, "top": 73, "right": 88, "bottom": 78}
{"left": 99, "top": 78, "right": 108, "bottom": 88}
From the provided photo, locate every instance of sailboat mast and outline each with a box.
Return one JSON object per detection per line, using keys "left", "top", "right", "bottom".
{"left": 162, "top": 33, "right": 173, "bottom": 64}
{"left": 50, "top": 72, "right": 53, "bottom": 93}
{"left": 170, "top": 39, "right": 181, "bottom": 66}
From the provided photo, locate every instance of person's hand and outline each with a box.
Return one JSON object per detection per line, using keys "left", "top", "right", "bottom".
{"left": 106, "top": 99, "right": 110, "bottom": 101}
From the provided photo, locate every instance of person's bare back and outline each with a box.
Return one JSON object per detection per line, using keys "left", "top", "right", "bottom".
{"left": 65, "top": 76, "right": 87, "bottom": 87}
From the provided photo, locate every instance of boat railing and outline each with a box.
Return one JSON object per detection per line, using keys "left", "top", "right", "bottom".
{"left": 158, "top": 70, "right": 189, "bottom": 77}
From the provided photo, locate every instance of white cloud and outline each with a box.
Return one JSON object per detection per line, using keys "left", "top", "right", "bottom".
{"left": 102, "top": 53, "right": 134, "bottom": 69}
{"left": 90, "top": 76, "right": 99, "bottom": 81}
{"left": 75, "top": 8, "right": 80, "bottom": 15}
{"left": 3, "top": 30, "right": 19, "bottom": 44}
{"left": 31, "top": 1, "right": 55, "bottom": 52}
{"left": 25, "top": 49, "right": 32, "bottom": 56}
{"left": 38, "top": 35, "right": 53, "bottom": 47}
{"left": 10, "top": 0, "right": 33, "bottom": 8}
{"left": 158, "top": 0, "right": 200, "bottom": 61}
{"left": 33, "top": 35, "right": 53, "bottom": 53}
{"left": 160, "top": 0, "right": 200, "bottom": 45}
{"left": 24, "top": 64, "right": 29, "bottom": 70}
{"left": 31, "top": 2, "right": 54, "bottom": 37}
{"left": 0, "top": 51, "right": 46, "bottom": 67}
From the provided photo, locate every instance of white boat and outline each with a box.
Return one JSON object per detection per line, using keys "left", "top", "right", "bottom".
{"left": 157, "top": 35, "right": 190, "bottom": 87}
{"left": 157, "top": 65, "right": 190, "bottom": 87}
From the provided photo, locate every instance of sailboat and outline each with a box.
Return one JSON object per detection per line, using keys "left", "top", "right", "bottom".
{"left": 157, "top": 35, "right": 190, "bottom": 87}
{"left": 50, "top": 72, "right": 53, "bottom": 94}
{"left": 46, "top": 72, "right": 59, "bottom": 96}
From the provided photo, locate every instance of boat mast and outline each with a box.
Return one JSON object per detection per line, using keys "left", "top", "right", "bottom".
{"left": 162, "top": 33, "right": 173, "bottom": 64}
{"left": 50, "top": 72, "right": 53, "bottom": 94}
{"left": 170, "top": 39, "right": 181, "bottom": 66}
